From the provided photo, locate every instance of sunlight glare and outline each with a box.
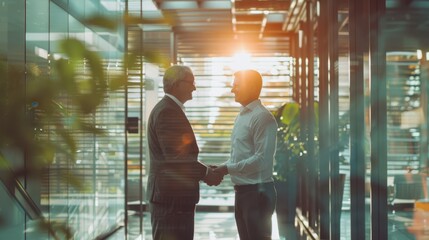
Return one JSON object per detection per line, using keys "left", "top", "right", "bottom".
{"left": 231, "top": 50, "right": 252, "bottom": 71}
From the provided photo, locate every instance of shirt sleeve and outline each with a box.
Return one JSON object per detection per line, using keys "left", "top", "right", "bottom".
{"left": 227, "top": 112, "right": 277, "bottom": 176}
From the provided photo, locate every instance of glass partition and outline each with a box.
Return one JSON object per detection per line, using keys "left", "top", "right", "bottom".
{"left": 0, "top": 183, "right": 27, "bottom": 239}
{"left": 1, "top": 0, "right": 126, "bottom": 239}
{"left": 45, "top": 2, "right": 126, "bottom": 239}
{"left": 0, "top": 0, "right": 30, "bottom": 239}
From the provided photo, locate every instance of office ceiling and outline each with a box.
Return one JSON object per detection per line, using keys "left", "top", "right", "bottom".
{"left": 128, "top": 0, "right": 429, "bottom": 64}
{"left": 131, "top": 0, "right": 297, "bottom": 62}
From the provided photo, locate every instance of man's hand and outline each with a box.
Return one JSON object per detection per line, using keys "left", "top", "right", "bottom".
{"left": 203, "top": 167, "right": 223, "bottom": 186}
{"left": 213, "top": 165, "right": 228, "bottom": 176}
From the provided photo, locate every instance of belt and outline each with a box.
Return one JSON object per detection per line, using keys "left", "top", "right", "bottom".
{"left": 234, "top": 181, "right": 274, "bottom": 193}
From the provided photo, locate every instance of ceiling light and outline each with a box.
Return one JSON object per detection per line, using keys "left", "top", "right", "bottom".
{"left": 249, "top": 10, "right": 264, "bottom": 14}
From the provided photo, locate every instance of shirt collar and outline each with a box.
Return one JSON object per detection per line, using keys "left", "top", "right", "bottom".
{"left": 240, "top": 99, "right": 260, "bottom": 114}
{"left": 165, "top": 93, "right": 185, "bottom": 111}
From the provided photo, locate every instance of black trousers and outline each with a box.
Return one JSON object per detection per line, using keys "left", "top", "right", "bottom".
{"left": 234, "top": 182, "right": 277, "bottom": 240}
{"left": 150, "top": 202, "right": 196, "bottom": 240}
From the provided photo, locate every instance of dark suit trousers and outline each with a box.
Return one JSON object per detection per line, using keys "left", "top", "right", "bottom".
{"left": 150, "top": 202, "right": 196, "bottom": 240}
{"left": 234, "top": 182, "right": 277, "bottom": 240}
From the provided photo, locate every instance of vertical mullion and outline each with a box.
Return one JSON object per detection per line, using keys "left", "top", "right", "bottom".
{"left": 299, "top": 19, "right": 309, "bottom": 217}
{"left": 349, "top": 0, "right": 367, "bottom": 239}
{"left": 139, "top": 0, "right": 144, "bottom": 236}
{"left": 318, "top": 0, "right": 330, "bottom": 237}
{"left": 306, "top": 0, "right": 316, "bottom": 229}
{"left": 370, "top": 0, "right": 387, "bottom": 239}
{"left": 328, "top": 0, "right": 340, "bottom": 239}
{"left": 124, "top": 1, "right": 129, "bottom": 239}
{"left": 424, "top": 55, "right": 429, "bottom": 181}
{"left": 293, "top": 33, "right": 300, "bottom": 103}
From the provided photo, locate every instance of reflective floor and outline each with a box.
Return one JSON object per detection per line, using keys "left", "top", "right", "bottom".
{"left": 116, "top": 196, "right": 424, "bottom": 240}
{"left": 121, "top": 209, "right": 419, "bottom": 240}
{"left": 126, "top": 212, "right": 307, "bottom": 240}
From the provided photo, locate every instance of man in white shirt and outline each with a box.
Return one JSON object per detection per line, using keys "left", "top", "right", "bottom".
{"left": 214, "top": 69, "right": 278, "bottom": 240}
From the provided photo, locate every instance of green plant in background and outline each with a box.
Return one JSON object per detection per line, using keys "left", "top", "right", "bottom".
{"left": 273, "top": 102, "right": 302, "bottom": 180}
{"left": 273, "top": 100, "right": 350, "bottom": 238}
{"left": 272, "top": 101, "right": 319, "bottom": 235}
{"left": 273, "top": 101, "right": 319, "bottom": 181}
{"left": 272, "top": 101, "right": 351, "bottom": 180}
{"left": 0, "top": 14, "right": 169, "bottom": 240}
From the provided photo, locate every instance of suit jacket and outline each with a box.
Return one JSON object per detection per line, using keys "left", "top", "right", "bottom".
{"left": 147, "top": 96, "right": 207, "bottom": 205}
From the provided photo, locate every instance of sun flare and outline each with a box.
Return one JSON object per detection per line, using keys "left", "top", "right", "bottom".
{"left": 231, "top": 50, "right": 252, "bottom": 71}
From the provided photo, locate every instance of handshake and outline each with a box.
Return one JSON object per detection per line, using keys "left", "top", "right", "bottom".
{"left": 203, "top": 165, "right": 228, "bottom": 186}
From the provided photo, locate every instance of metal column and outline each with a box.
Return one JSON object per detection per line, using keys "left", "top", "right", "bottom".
{"left": 369, "top": 0, "right": 387, "bottom": 239}
{"left": 349, "top": 0, "right": 368, "bottom": 239}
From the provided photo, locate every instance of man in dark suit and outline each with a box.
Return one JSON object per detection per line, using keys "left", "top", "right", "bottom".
{"left": 147, "top": 65, "right": 223, "bottom": 240}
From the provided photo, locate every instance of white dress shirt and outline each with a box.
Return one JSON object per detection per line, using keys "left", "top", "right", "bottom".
{"left": 226, "top": 99, "right": 278, "bottom": 185}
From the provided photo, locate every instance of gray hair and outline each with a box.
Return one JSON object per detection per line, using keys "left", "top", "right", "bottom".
{"left": 163, "top": 65, "right": 193, "bottom": 93}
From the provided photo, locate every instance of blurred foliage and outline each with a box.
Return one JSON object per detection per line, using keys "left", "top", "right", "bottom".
{"left": 272, "top": 102, "right": 316, "bottom": 181}
{"left": 272, "top": 101, "right": 350, "bottom": 181}
{"left": 38, "top": 219, "right": 73, "bottom": 240}
{"left": 0, "top": 13, "right": 169, "bottom": 239}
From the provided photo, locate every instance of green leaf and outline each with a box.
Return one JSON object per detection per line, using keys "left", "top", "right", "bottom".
{"left": 142, "top": 50, "right": 170, "bottom": 69}
{"left": 54, "top": 59, "right": 78, "bottom": 94}
{"left": 0, "top": 154, "right": 10, "bottom": 169}
{"left": 76, "top": 94, "right": 104, "bottom": 114}
{"left": 40, "top": 142, "right": 56, "bottom": 165}
{"left": 280, "top": 102, "right": 300, "bottom": 126}
{"left": 313, "top": 101, "right": 319, "bottom": 131}
{"left": 38, "top": 218, "right": 73, "bottom": 240}
{"left": 123, "top": 52, "right": 140, "bottom": 70}
{"left": 109, "top": 74, "right": 128, "bottom": 90}
{"left": 61, "top": 170, "right": 88, "bottom": 192}
{"left": 59, "top": 39, "right": 86, "bottom": 60}
{"left": 56, "top": 129, "right": 77, "bottom": 159}
{"left": 86, "top": 50, "right": 106, "bottom": 86}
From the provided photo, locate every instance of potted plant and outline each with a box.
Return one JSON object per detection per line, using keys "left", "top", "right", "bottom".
{"left": 272, "top": 101, "right": 305, "bottom": 238}
{"left": 272, "top": 101, "right": 319, "bottom": 238}
{"left": 273, "top": 102, "right": 350, "bottom": 238}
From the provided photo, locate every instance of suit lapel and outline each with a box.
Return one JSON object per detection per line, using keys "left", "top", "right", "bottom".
{"left": 162, "top": 96, "right": 197, "bottom": 147}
